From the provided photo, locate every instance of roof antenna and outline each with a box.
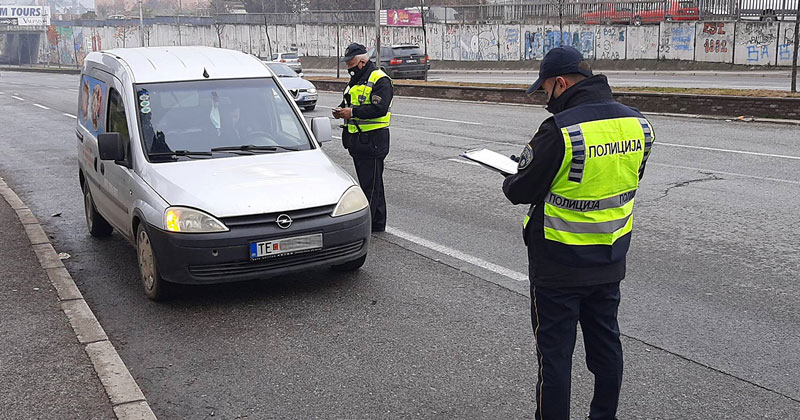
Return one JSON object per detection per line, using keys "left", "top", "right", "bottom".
{"left": 203, "top": 68, "right": 210, "bottom": 78}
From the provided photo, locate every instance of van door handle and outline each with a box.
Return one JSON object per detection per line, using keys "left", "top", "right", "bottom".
{"left": 76, "top": 130, "right": 84, "bottom": 142}
{"left": 100, "top": 162, "right": 105, "bottom": 175}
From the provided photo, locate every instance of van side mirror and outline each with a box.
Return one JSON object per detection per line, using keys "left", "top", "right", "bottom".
{"left": 98, "top": 132, "right": 126, "bottom": 163}
{"left": 311, "top": 117, "right": 332, "bottom": 144}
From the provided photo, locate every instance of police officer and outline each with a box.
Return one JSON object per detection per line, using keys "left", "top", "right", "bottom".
{"left": 332, "top": 43, "right": 393, "bottom": 232}
{"left": 502, "top": 46, "right": 654, "bottom": 420}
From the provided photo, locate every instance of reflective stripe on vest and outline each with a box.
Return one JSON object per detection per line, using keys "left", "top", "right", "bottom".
{"left": 347, "top": 69, "right": 392, "bottom": 134}
{"left": 535, "top": 116, "right": 651, "bottom": 246}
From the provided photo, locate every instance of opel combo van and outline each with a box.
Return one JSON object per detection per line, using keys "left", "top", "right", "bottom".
{"left": 77, "top": 47, "right": 371, "bottom": 300}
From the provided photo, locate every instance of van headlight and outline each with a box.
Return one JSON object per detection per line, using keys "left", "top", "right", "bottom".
{"left": 331, "top": 186, "right": 369, "bottom": 217}
{"left": 164, "top": 207, "right": 229, "bottom": 233}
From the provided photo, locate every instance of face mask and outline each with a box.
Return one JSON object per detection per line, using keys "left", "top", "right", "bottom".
{"left": 544, "top": 80, "right": 560, "bottom": 114}
{"left": 348, "top": 64, "right": 361, "bottom": 77}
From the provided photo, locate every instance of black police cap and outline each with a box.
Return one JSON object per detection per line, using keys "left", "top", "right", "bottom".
{"left": 526, "top": 46, "right": 593, "bottom": 95}
{"left": 341, "top": 43, "right": 368, "bottom": 62}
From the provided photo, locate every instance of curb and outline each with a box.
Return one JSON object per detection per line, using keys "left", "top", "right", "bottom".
{"left": 0, "top": 66, "right": 81, "bottom": 75}
{"left": 0, "top": 177, "right": 157, "bottom": 420}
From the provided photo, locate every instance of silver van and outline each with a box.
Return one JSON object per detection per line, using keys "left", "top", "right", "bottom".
{"left": 77, "top": 46, "right": 371, "bottom": 300}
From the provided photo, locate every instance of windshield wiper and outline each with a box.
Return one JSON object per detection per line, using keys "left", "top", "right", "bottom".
{"left": 210, "top": 145, "right": 300, "bottom": 152}
{"left": 148, "top": 150, "right": 213, "bottom": 158}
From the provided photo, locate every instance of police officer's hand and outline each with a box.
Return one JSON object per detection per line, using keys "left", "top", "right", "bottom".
{"left": 337, "top": 107, "right": 353, "bottom": 119}
{"left": 332, "top": 107, "right": 343, "bottom": 119}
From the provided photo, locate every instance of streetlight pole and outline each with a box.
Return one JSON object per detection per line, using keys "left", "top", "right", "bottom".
{"left": 792, "top": 0, "right": 799, "bottom": 93}
{"left": 138, "top": 0, "right": 144, "bottom": 47}
{"left": 375, "top": 0, "right": 381, "bottom": 67}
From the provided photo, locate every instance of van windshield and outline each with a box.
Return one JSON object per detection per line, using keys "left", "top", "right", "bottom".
{"left": 135, "top": 78, "right": 313, "bottom": 161}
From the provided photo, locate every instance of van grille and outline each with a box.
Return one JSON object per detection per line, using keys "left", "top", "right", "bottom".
{"left": 220, "top": 205, "right": 335, "bottom": 228}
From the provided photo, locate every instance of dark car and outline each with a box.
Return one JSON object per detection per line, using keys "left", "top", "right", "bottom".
{"left": 368, "top": 45, "right": 430, "bottom": 80}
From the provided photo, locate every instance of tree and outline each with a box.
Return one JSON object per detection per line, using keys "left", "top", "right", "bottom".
{"left": 210, "top": 0, "right": 227, "bottom": 47}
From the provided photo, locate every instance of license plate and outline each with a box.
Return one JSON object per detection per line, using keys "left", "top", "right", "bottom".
{"left": 405, "top": 59, "right": 417, "bottom": 63}
{"left": 250, "top": 233, "right": 323, "bottom": 260}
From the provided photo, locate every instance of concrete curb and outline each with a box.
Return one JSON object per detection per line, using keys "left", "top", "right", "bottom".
{"left": 0, "top": 66, "right": 81, "bottom": 75}
{"left": 0, "top": 176, "right": 157, "bottom": 420}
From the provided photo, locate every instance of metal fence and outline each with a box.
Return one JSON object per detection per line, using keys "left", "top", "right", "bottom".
{"left": 50, "top": 0, "right": 798, "bottom": 26}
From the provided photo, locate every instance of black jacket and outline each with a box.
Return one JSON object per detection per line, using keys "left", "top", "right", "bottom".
{"left": 503, "top": 75, "right": 650, "bottom": 288}
{"left": 339, "top": 61, "right": 394, "bottom": 159}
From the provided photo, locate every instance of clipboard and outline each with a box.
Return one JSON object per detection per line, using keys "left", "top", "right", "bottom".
{"left": 461, "top": 148, "right": 518, "bottom": 176}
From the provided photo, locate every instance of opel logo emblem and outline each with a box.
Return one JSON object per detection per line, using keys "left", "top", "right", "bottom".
{"left": 276, "top": 214, "right": 292, "bottom": 229}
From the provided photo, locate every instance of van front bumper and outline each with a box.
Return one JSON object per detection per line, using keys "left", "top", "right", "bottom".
{"left": 145, "top": 207, "right": 370, "bottom": 284}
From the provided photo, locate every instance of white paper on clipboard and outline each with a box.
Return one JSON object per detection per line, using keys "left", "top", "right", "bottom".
{"left": 461, "top": 148, "right": 518, "bottom": 176}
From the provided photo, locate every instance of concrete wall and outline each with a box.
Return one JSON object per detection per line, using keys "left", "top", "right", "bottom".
{"left": 39, "top": 21, "right": 797, "bottom": 68}
{"left": 695, "top": 22, "right": 735, "bottom": 63}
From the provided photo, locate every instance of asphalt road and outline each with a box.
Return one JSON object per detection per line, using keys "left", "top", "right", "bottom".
{"left": 305, "top": 69, "right": 795, "bottom": 91}
{"left": 1, "top": 71, "right": 799, "bottom": 419}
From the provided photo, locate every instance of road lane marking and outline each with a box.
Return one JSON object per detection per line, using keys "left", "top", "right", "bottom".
{"left": 33, "top": 103, "right": 50, "bottom": 110}
{"left": 650, "top": 162, "right": 800, "bottom": 186}
{"left": 63, "top": 113, "right": 77, "bottom": 119}
{"left": 447, "top": 158, "right": 481, "bottom": 166}
{"left": 385, "top": 226, "right": 528, "bottom": 282}
{"left": 0, "top": 91, "right": 4, "bottom": 94}
{"left": 659, "top": 142, "right": 800, "bottom": 161}
{"left": 11, "top": 95, "right": 24, "bottom": 101}
{"left": 317, "top": 105, "right": 482, "bottom": 125}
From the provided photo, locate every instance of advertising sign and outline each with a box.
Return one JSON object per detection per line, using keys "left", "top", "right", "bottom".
{"left": 0, "top": 6, "right": 51, "bottom": 26}
{"left": 381, "top": 9, "right": 422, "bottom": 27}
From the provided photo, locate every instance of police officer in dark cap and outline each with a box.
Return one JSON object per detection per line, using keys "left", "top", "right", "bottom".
{"left": 502, "top": 46, "right": 655, "bottom": 420}
{"left": 331, "top": 43, "right": 394, "bottom": 232}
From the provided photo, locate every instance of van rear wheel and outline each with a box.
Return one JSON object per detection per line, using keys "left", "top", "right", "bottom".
{"left": 137, "top": 224, "right": 170, "bottom": 301}
{"left": 83, "top": 184, "right": 113, "bottom": 237}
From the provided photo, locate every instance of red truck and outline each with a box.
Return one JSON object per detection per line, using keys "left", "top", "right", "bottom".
{"left": 633, "top": 0, "right": 700, "bottom": 26}
{"left": 583, "top": 3, "right": 633, "bottom": 25}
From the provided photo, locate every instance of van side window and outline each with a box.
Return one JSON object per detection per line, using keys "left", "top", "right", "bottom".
{"left": 107, "top": 88, "right": 129, "bottom": 143}
{"left": 107, "top": 88, "right": 131, "bottom": 162}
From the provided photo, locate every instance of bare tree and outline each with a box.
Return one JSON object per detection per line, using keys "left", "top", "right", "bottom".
{"left": 210, "top": 0, "right": 227, "bottom": 47}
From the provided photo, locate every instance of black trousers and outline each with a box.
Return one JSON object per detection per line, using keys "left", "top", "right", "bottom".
{"left": 353, "top": 157, "right": 386, "bottom": 230}
{"left": 531, "top": 282, "right": 623, "bottom": 420}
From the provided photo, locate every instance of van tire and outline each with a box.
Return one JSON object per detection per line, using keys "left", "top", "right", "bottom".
{"left": 332, "top": 255, "right": 367, "bottom": 272}
{"left": 83, "top": 184, "right": 113, "bottom": 237}
{"left": 137, "top": 224, "right": 171, "bottom": 301}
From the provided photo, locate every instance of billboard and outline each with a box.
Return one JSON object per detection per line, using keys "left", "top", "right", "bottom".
{"left": 380, "top": 9, "right": 422, "bottom": 27}
{"left": 0, "top": 6, "right": 51, "bottom": 26}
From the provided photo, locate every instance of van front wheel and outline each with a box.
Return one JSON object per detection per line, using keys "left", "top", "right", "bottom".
{"left": 137, "top": 224, "right": 170, "bottom": 301}
{"left": 83, "top": 184, "right": 113, "bottom": 237}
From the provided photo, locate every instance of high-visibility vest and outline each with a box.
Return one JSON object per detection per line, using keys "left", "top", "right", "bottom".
{"left": 344, "top": 69, "right": 392, "bottom": 134}
{"left": 525, "top": 112, "right": 654, "bottom": 249}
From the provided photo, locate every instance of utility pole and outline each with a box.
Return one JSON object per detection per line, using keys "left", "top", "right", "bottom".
{"left": 375, "top": 0, "right": 381, "bottom": 67}
{"left": 420, "top": 0, "right": 428, "bottom": 81}
{"left": 792, "top": 0, "right": 799, "bottom": 92}
{"left": 138, "top": 0, "right": 144, "bottom": 47}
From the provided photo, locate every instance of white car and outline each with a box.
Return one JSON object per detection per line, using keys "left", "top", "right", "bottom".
{"left": 270, "top": 52, "right": 302, "bottom": 73}
{"left": 77, "top": 47, "right": 370, "bottom": 300}
{"left": 266, "top": 62, "right": 317, "bottom": 111}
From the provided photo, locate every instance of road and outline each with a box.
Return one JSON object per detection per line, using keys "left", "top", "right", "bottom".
{"left": 1, "top": 71, "right": 799, "bottom": 419}
{"left": 305, "top": 69, "right": 795, "bottom": 91}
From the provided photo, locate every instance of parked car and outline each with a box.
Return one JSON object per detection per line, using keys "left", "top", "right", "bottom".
{"left": 77, "top": 46, "right": 371, "bottom": 300}
{"left": 266, "top": 62, "right": 318, "bottom": 111}
{"left": 583, "top": 2, "right": 633, "bottom": 25}
{"left": 271, "top": 52, "right": 302, "bottom": 73}
{"left": 633, "top": 0, "right": 700, "bottom": 25}
{"left": 737, "top": 0, "right": 800, "bottom": 21}
{"left": 367, "top": 45, "right": 429, "bottom": 80}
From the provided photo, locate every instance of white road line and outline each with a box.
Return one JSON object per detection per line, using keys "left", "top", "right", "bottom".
{"left": 62, "top": 113, "right": 77, "bottom": 119}
{"left": 0, "top": 91, "right": 4, "bottom": 94}
{"left": 658, "top": 142, "right": 800, "bottom": 161}
{"left": 316, "top": 105, "right": 481, "bottom": 125}
{"left": 650, "top": 162, "right": 800, "bottom": 186}
{"left": 447, "top": 157, "right": 481, "bottom": 166}
{"left": 385, "top": 226, "right": 528, "bottom": 282}
{"left": 33, "top": 103, "right": 50, "bottom": 110}
{"left": 11, "top": 95, "right": 24, "bottom": 101}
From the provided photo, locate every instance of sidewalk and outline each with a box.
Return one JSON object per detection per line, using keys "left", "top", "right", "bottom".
{"left": 304, "top": 68, "right": 791, "bottom": 77}
{"left": 0, "top": 193, "right": 115, "bottom": 418}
